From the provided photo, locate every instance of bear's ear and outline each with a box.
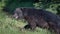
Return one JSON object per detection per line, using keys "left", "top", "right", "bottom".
{"left": 20, "top": 8, "right": 23, "bottom": 10}
{"left": 20, "top": 7, "right": 26, "bottom": 11}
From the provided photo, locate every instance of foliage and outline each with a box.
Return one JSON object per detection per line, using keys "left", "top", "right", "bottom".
{"left": 56, "top": 5, "right": 60, "bottom": 15}
{"left": 2, "top": 0, "right": 60, "bottom": 14}
{"left": 2, "top": 0, "right": 35, "bottom": 14}
{"left": 33, "top": 0, "right": 60, "bottom": 14}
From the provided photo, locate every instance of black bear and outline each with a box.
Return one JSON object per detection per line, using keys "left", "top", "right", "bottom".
{"left": 13, "top": 7, "right": 60, "bottom": 34}
{"left": 13, "top": 8, "right": 49, "bottom": 29}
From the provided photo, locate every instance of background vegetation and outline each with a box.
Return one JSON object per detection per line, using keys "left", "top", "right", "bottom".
{"left": 0, "top": 0, "right": 60, "bottom": 34}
